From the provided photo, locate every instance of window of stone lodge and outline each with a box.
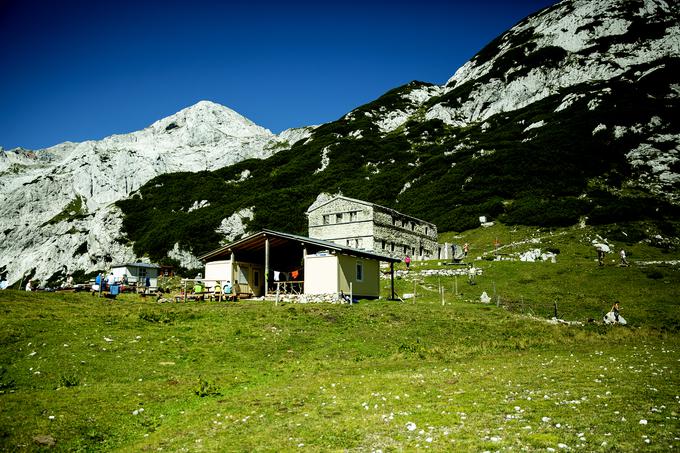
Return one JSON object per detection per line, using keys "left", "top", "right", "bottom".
{"left": 323, "top": 215, "right": 330, "bottom": 225}
{"left": 356, "top": 260, "right": 364, "bottom": 281}
{"left": 349, "top": 211, "right": 358, "bottom": 221}
{"left": 336, "top": 213, "right": 343, "bottom": 223}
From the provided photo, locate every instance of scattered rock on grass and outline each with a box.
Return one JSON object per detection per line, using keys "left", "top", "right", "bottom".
{"left": 33, "top": 434, "right": 56, "bottom": 447}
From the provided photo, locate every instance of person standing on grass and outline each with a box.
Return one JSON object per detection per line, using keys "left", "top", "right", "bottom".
{"left": 405, "top": 255, "right": 411, "bottom": 270}
{"left": 463, "top": 243, "right": 469, "bottom": 257}
{"left": 596, "top": 245, "right": 605, "bottom": 266}
{"left": 467, "top": 263, "right": 477, "bottom": 285}
{"left": 25, "top": 280, "right": 33, "bottom": 291}
{"left": 619, "top": 249, "right": 629, "bottom": 267}
{"left": 106, "top": 272, "right": 115, "bottom": 290}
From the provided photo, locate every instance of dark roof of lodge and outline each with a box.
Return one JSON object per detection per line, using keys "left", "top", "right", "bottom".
{"left": 198, "top": 229, "right": 401, "bottom": 263}
{"left": 111, "top": 262, "right": 160, "bottom": 269}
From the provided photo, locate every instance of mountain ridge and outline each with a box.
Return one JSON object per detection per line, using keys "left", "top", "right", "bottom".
{"left": 1, "top": 0, "right": 678, "bottom": 286}
{"left": 0, "top": 102, "right": 313, "bottom": 285}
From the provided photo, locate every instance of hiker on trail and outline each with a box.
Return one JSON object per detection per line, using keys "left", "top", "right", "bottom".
{"left": 619, "top": 249, "right": 629, "bottom": 267}
{"left": 405, "top": 255, "right": 411, "bottom": 270}
{"left": 463, "top": 243, "right": 469, "bottom": 257}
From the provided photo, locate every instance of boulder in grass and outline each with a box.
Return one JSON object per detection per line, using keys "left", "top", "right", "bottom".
{"left": 33, "top": 434, "right": 56, "bottom": 447}
{"left": 480, "top": 291, "right": 491, "bottom": 304}
{"left": 603, "top": 311, "right": 627, "bottom": 325}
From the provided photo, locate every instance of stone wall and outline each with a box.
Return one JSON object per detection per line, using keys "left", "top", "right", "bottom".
{"left": 271, "top": 293, "right": 351, "bottom": 304}
{"left": 307, "top": 198, "right": 374, "bottom": 249}
{"left": 307, "top": 196, "right": 439, "bottom": 261}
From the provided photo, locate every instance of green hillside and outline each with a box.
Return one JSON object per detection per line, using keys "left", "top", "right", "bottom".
{"left": 1, "top": 223, "right": 678, "bottom": 451}
{"left": 117, "top": 59, "right": 680, "bottom": 263}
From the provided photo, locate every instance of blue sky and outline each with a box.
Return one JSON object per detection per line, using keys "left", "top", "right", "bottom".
{"left": 0, "top": 0, "right": 556, "bottom": 150}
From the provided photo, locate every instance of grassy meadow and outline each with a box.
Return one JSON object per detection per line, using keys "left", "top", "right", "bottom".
{"left": 1, "top": 224, "right": 678, "bottom": 451}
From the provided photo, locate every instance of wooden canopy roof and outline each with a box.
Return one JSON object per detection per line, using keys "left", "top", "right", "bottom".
{"left": 199, "top": 229, "right": 400, "bottom": 268}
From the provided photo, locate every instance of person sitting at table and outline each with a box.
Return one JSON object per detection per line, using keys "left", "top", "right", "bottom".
{"left": 224, "top": 280, "right": 234, "bottom": 301}
{"left": 213, "top": 281, "right": 222, "bottom": 301}
{"left": 193, "top": 280, "right": 204, "bottom": 301}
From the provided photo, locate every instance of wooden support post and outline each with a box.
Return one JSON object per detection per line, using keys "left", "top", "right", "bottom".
{"left": 183, "top": 279, "right": 187, "bottom": 303}
{"left": 275, "top": 282, "right": 280, "bottom": 306}
{"left": 264, "top": 236, "right": 270, "bottom": 295}
{"left": 302, "top": 245, "right": 307, "bottom": 296}
{"left": 390, "top": 262, "right": 395, "bottom": 300}
{"left": 350, "top": 281, "right": 353, "bottom": 304}
{"left": 439, "top": 276, "right": 444, "bottom": 306}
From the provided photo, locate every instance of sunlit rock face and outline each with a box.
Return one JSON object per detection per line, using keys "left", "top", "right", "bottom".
{"left": 0, "top": 101, "right": 308, "bottom": 285}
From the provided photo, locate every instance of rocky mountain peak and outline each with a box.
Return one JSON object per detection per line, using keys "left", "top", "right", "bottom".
{"left": 430, "top": 0, "right": 680, "bottom": 126}
{"left": 0, "top": 101, "right": 284, "bottom": 286}
{"left": 148, "top": 100, "right": 273, "bottom": 139}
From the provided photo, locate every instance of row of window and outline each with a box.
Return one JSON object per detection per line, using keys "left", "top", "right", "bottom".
{"left": 319, "top": 211, "right": 432, "bottom": 237}
{"left": 346, "top": 238, "right": 363, "bottom": 248}
{"left": 391, "top": 218, "right": 429, "bottom": 235}
{"left": 322, "top": 210, "right": 359, "bottom": 225}
{"left": 380, "top": 240, "right": 431, "bottom": 257}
